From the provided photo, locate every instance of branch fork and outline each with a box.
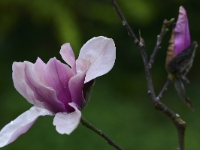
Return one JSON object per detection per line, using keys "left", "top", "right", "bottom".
{"left": 111, "top": 0, "right": 186, "bottom": 150}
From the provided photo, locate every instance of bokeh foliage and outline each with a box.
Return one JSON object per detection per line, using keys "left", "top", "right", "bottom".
{"left": 1, "top": 0, "right": 200, "bottom": 149}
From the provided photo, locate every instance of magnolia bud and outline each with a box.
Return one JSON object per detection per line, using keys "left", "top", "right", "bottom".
{"left": 165, "top": 6, "right": 197, "bottom": 110}
{"left": 166, "top": 41, "right": 198, "bottom": 79}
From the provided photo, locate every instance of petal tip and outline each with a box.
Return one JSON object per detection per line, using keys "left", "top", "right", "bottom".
{"left": 53, "top": 103, "right": 81, "bottom": 135}
{"left": 174, "top": 6, "right": 190, "bottom": 55}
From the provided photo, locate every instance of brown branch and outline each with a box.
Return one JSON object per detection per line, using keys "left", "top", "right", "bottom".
{"left": 110, "top": 0, "right": 186, "bottom": 150}
{"left": 154, "top": 102, "right": 186, "bottom": 150}
{"left": 149, "top": 19, "right": 175, "bottom": 67}
{"left": 157, "top": 78, "right": 172, "bottom": 100}
{"left": 81, "top": 117, "right": 124, "bottom": 150}
{"left": 111, "top": 0, "right": 140, "bottom": 46}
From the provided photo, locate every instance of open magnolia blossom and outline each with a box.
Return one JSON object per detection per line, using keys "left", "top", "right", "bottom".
{"left": 0, "top": 36, "right": 116, "bottom": 147}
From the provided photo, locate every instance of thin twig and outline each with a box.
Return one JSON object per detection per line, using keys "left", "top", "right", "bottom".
{"left": 81, "top": 117, "right": 124, "bottom": 150}
{"left": 157, "top": 79, "right": 172, "bottom": 100}
{"left": 110, "top": 0, "right": 140, "bottom": 46}
{"left": 149, "top": 19, "right": 175, "bottom": 67}
{"left": 110, "top": 0, "right": 186, "bottom": 150}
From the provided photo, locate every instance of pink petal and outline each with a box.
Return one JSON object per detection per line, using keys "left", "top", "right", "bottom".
{"left": 69, "top": 72, "right": 86, "bottom": 109}
{"left": 45, "top": 58, "right": 74, "bottom": 112}
{"left": 53, "top": 103, "right": 81, "bottom": 134}
{"left": 12, "top": 62, "right": 46, "bottom": 109}
{"left": 77, "top": 36, "right": 116, "bottom": 83}
{"left": 174, "top": 6, "right": 191, "bottom": 55}
{"left": 33, "top": 58, "right": 47, "bottom": 85}
{"left": 0, "top": 106, "right": 53, "bottom": 148}
{"left": 24, "top": 61, "right": 66, "bottom": 112}
{"left": 76, "top": 58, "right": 90, "bottom": 74}
{"left": 60, "top": 43, "right": 76, "bottom": 73}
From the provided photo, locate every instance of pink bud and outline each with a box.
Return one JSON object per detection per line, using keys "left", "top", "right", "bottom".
{"left": 174, "top": 6, "right": 191, "bottom": 56}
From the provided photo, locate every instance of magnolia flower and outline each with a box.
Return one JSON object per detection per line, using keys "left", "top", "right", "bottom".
{"left": 165, "top": 6, "right": 197, "bottom": 110}
{"left": 0, "top": 36, "right": 116, "bottom": 147}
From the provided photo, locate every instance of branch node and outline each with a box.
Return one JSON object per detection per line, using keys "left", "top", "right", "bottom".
{"left": 148, "top": 90, "right": 151, "bottom": 94}
{"left": 122, "top": 21, "right": 126, "bottom": 26}
{"left": 149, "top": 63, "right": 152, "bottom": 69}
{"left": 156, "top": 96, "right": 160, "bottom": 101}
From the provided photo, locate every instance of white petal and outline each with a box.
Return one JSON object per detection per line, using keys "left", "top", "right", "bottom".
{"left": 78, "top": 36, "right": 116, "bottom": 83}
{"left": 76, "top": 58, "right": 90, "bottom": 74}
{"left": 0, "top": 106, "right": 53, "bottom": 148}
{"left": 53, "top": 103, "right": 81, "bottom": 134}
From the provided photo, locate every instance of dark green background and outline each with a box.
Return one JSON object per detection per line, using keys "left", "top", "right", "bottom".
{"left": 1, "top": 0, "right": 200, "bottom": 149}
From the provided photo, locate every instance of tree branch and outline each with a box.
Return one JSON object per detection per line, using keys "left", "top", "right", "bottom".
{"left": 81, "top": 117, "right": 124, "bottom": 150}
{"left": 157, "top": 78, "right": 172, "bottom": 100}
{"left": 149, "top": 19, "right": 175, "bottom": 67}
{"left": 110, "top": 0, "right": 186, "bottom": 150}
{"left": 154, "top": 102, "right": 186, "bottom": 150}
{"left": 111, "top": 0, "right": 140, "bottom": 46}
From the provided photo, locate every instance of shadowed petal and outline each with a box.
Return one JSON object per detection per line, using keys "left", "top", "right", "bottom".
{"left": 0, "top": 106, "right": 53, "bottom": 148}
{"left": 69, "top": 72, "right": 86, "bottom": 109}
{"left": 76, "top": 58, "right": 90, "bottom": 74}
{"left": 12, "top": 62, "right": 46, "bottom": 109}
{"left": 53, "top": 103, "right": 81, "bottom": 134}
{"left": 60, "top": 43, "right": 76, "bottom": 72}
{"left": 78, "top": 36, "right": 116, "bottom": 83}
{"left": 33, "top": 58, "right": 47, "bottom": 85}
{"left": 174, "top": 6, "right": 191, "bottom": 55}
{"left": 25, "top": 61, "right": 66, "bottom": 112}
{"left": 82, "top": 79, "right": 95, "bottom": 107}
{"left": 45, "top": 58, "right": 74, "bottom": 111}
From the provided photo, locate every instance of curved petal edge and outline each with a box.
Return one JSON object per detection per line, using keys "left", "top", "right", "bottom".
{"left": 53, "top": 103, "right": 81, "bottom": 135}
{"left": 78, "top": 36, "right": 116, "bottom": 83}
{"left": 0, "top": 106, "right": 53, "bottom": 148}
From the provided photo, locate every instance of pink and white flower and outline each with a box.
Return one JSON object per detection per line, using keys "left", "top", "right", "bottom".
{"left": 0, "top": 36, "right": 116, "bottom": 147}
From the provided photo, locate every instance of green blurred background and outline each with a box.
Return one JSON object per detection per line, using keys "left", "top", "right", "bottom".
{"left": 1, "top": 0, "right": 200, "bottom": 149}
